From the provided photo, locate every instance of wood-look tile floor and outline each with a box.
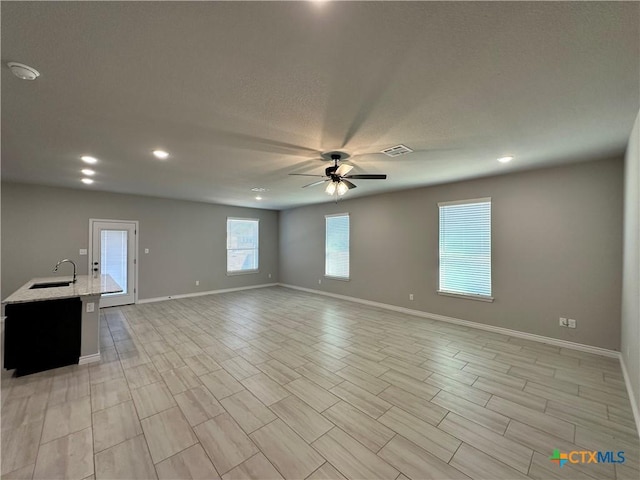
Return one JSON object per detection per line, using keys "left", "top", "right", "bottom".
{"left": 2, "top": 286, "right": 638, "bottom": 480}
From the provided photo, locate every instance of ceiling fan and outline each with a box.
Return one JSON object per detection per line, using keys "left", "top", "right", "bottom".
{"left": 289, "top": 151, "right": 387, "bottom": 196}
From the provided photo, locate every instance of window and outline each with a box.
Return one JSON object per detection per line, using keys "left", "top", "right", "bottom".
{"left": 227, "top": 218, "right": 259, "bottom": 274}
{"left": 325, "top": 213, "right": 349, "bottom": 279}
{"left": 438, "top": 198, "right": 492, "bottom": 301}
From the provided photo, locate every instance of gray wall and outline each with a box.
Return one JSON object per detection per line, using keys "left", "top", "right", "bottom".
{"left": 1, "top": 183, "right": 279, "bottom": 300}
{"left": 622, "top": 111, "right": 640, "bottom": 416}
{"left": 1, "top": 157, "right": 627, "bottom": 353}
{"left": 280, "top": 158, "right": 623, "bottom": 350}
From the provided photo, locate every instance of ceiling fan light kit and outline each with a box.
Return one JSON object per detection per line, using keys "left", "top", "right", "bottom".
{"left": 324, "top": 180, "right": 349, "bottom": 197}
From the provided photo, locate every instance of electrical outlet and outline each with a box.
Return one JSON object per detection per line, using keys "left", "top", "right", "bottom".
{"left": 559, "top": 317, "right": 568, "bottom": 327}
{"left": 318, "top": 279, "right": 322, "bottom": 284}
{"left": 144, "top": 248, "right": 149, "bottom": 254}
{"left": 86, "top": 302, "right": 95, "bottom": 313}
{"left": 409, "top": 294, "right": 414, "bottom": 301}
{"left": 195, "top": 280, "right": 199, "bottom": 286}
{"left": 268, "top": 273, "right": 272, "bottom": 279}
{"left": 568, "top": 318, "right": 577, "bottom": 329}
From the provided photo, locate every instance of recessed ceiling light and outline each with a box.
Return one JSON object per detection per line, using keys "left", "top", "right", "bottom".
{"left": 498, "top": 156, "right": 514, "bottom": 163}
{"left": 81, "top": 178, "right": 94, "bottom": 185}
{"left": 81, "top": 169, "right": 95, "bottom": 176}
{"left": 255, "top": 196, "right": 262, "bottom": 201}
{"left": 81, "top": 155, "right": 98, "bottom": 164}
{"left": 153, "top": 150, "right": 169, "bottom": 159}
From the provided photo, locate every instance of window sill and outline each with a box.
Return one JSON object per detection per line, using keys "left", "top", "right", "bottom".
{"left": 325, "top": 275, "right": 350, "bottom": 282}
{"left": 226, "top": 270, "right": 259, "bottom": 276}
{"left": 437, "top": 290, "right": 494, "bottom": 303}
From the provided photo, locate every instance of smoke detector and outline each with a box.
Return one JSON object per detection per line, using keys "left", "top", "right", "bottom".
{"left": 7, "top": 62, "right": 40, "bottom": 80}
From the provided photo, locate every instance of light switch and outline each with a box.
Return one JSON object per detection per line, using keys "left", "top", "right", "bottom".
{"left": 79, "top": 249, "right": 88, "bottom": 255}
{"left": 144, "top": 248, "right": 149, "bottom": 254}
{"left": 86, "top": 302, "right": 95, "bottom": 313}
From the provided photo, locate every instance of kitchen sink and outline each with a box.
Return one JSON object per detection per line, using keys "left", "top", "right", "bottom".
{"left": 30, "top": 281, "right": 72, "bottom": 289}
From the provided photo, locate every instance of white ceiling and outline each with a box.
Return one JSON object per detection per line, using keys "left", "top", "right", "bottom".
{"left": 2, "top": 1, "right": 638, "bottom": 210}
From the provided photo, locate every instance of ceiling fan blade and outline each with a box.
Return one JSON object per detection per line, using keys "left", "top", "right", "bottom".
{"left": 288, "top": 173, "right": 326, "bottom": 177}
{"left": 344, "top": 174, "right": 387, "bottom": 179}
{"left": 341, "top": 179, "right": 357, "bottom": 190}
{"left": 335, "top": 164, "right": 353, "bottom": 176}
{"left": 302, "top": 179, "right": 330, "bottom": 188}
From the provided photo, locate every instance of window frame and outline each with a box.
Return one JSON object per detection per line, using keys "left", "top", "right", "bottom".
{"left": 226, "top": 217, "right": 259, "bottom": 275}
{"left": 325, "top": 212, "right": 350, "bottom": 281}
{"left": 437, "top": 197, "right": 493, "bottom": 302}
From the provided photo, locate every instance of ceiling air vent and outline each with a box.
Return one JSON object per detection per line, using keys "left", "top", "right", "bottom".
{"left": 381, "top": 144, "right": 413, "bottom": 157}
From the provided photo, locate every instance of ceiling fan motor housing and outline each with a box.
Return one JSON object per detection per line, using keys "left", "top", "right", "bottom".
{"left": 324, "top": 152, "right": 345, "bottom": 178}
{"left": 325, "top": 165, "right": 338, "bottom": 177}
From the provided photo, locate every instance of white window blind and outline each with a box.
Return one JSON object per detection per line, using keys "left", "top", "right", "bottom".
{"left": 101, "top": 230, "right": 128, "bottom": 294}
{"left": 438, "top": 198, "right": 492, "bottom": 299}
{"left": 227, "top": 218, "right": 259, "bottom": 273}
{"left": 325, "top": 214, "right": 349, "bottom": 279}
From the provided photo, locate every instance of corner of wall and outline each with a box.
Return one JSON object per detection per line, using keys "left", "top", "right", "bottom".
{"left": 621, "top": 109, "right": 640, "bottom": 434}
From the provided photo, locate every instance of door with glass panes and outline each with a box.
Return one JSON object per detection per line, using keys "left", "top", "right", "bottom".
{"left": 89, "top": 220, "right": 137, "bottom": 307}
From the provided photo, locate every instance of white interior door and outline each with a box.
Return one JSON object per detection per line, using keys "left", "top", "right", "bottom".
{"left": 90, "top": 220, "right": 137, "bottom": 307}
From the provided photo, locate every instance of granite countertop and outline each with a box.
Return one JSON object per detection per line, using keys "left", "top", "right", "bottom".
{"left": 2, "top": 274, "right": 123, "bottom": 304}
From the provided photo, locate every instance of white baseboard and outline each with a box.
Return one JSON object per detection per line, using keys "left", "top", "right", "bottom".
{"left": 619, "top": 354, "right": 640, "bottom": 438}
{"left": 278, "top": 283, "right": 619, "bottom": 358}
{"left": 137, "top": 283, "right": 278, "bottom": 305}
{"left": 79, "top": 353, "right": 101, "bottom": 365}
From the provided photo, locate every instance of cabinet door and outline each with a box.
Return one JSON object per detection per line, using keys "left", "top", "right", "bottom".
{"left": 5, "top": 298, "right": 82, "bottom": 376}
{"left": 4, "top": 313, "right": 18, "bottom": 370}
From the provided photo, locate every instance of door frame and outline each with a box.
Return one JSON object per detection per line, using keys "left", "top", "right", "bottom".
{"left": 88, "top": 218, "right": 139, "bottom": 306}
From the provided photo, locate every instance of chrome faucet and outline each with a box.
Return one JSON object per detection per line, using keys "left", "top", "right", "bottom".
{"left": 53, "top": 259, "right": 77, "bottom": 283}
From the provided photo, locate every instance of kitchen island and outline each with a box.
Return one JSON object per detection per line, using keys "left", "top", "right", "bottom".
{"left": 2, "top": 274, "right": 121, "bottom": 376}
